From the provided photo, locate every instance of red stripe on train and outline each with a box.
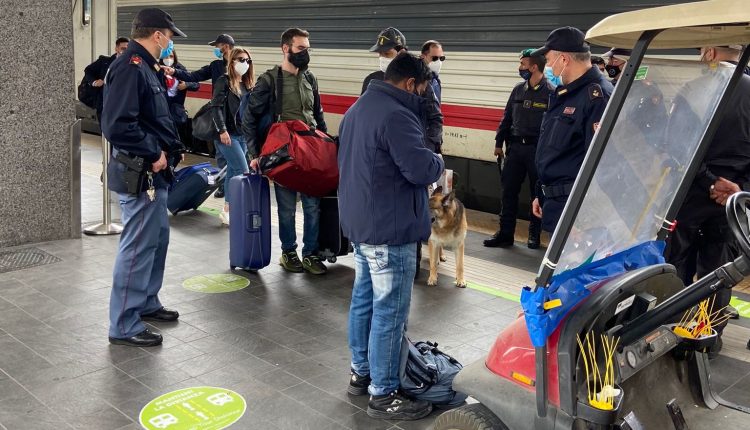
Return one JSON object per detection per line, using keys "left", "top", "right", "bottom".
{"left": 192, "top": 83, "right": 503, "bottom": 131}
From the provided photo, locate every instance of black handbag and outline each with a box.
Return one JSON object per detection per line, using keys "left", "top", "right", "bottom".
{"left": 191, "top": 102, "right": 219, "bottom": 142}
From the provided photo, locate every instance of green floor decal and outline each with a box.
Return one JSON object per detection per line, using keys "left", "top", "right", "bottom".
{"left": 730, "top": 296, "right": 750, "bottom": 319}
{"left": 139, "top": 386, "right": 246, "bottom": 430}
{"left": 466, "top": 282, "right": 521, "bottom": 303}
{"left": 183, "top": 274, "right": 249, "bottom": 294}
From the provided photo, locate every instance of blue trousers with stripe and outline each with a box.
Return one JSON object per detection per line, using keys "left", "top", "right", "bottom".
{"left": 109, "top": 188, "right": 169, "bottom": 338}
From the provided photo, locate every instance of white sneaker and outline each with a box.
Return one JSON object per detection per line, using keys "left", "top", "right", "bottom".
{"left": 220, "top": 209, "right": 230, "bottom": 226}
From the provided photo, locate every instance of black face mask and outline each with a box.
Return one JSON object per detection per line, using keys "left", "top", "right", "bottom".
{"left": 288, "top": 49, "right": 310, "bottom": 71}
{"left": 605, "top": 64, "right": 621, "bottom": 78}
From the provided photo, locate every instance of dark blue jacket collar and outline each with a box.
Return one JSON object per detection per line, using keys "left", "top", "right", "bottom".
{"left": 556, "top": 66, "right": 601, "bottom": 96}
{"left": 368, "top": 79, "right": 425, "bottom": 116}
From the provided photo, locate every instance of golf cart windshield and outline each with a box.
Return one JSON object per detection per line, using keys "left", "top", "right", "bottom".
{"left": 555, "top": 58, "right": 737, "bottom": 273}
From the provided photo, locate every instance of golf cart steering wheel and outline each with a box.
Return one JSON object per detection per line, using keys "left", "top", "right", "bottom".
{"left": 726, "top": 191, "right": 750, "bottom": 258}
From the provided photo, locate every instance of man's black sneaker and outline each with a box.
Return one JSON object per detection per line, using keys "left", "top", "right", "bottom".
{"left": 347, "top": 370, "right": 371, "bottom": 395}
{"left": 726, "top": 305, "right": 740, "bottom": 320}
{"left": 280, "top": 250, "right": 304, "bottom": 273}
{"left": 527, "top": 235, "right": 541, "bottom": 249}
{"left": 483, "top": 231, "right": 514, "bottom": 248}
{"left": 367, "top": 390, "right": 433, "bottom": 420}
{"left": 214, "top": 188, "right": 225, "bottom": 198}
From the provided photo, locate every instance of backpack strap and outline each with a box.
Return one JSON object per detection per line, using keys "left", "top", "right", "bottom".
{"left": 274, "top": 67, "right": 283, "bottom": 122}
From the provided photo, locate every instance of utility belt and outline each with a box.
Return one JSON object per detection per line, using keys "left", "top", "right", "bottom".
{"left": 541, "top": 182, "right": 573, "bottom": 199}
{"left": 508, "top": 136, "right": 538, "bottom": 145}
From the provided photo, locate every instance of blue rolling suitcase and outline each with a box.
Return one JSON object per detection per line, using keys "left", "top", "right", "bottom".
{"left": 168, "top": 163, "right": 226, "bottom": 215}
{"left": 228, "top": 172, "right": 272, "bottom": 271}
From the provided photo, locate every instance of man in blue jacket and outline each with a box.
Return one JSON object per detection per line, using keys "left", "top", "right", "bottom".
{"left": 338, "top": 52, "right": 444, "bottom": 420}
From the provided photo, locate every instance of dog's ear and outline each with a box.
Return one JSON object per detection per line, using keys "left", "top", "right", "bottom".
{"left": 433, "top": 186, "right": 443, "bottom": 196}
{"left": 441, "top": 191, "right": 455, "bottom": 207}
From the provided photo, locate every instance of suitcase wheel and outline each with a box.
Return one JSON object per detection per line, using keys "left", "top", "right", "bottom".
{"left": 327, "top": 256, "right": 337, "bottom": 264}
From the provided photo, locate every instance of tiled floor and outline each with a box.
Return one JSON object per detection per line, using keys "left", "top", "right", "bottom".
{"left": 0, "top": 135, "right": 748, "bottom": 429}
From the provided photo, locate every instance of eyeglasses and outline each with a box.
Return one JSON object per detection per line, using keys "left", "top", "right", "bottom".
{"left": 235, "top": 58, "right": 252, "bottom": 63}
{"left": 431, "top": 56, "right": 446, "bottom": 62}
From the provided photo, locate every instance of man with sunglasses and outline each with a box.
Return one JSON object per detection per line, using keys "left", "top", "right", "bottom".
{"left": 242, "top": 28, "right": 329, "bottom": 275}
{"left": 101, "top": 8, "right": 186, "bottom": 347}
{"left": 420, "top": 40, "right": 445, "bottom": 154}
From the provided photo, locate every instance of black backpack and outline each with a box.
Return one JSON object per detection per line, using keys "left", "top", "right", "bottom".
{"left": 78, "top": 77, "right": 97, "bottom": 109}
{"left": 399, "top": 335, "right": 468, "bottom": 407}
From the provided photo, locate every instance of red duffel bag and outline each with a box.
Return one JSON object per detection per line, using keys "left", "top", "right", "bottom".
{"left": 258, "top": 119, "right": 339, "bottom": 197}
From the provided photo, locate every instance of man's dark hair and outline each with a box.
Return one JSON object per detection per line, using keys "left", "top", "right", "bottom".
{"left": 385, "top": 52, "right": 432, "bottom": 86}
{"left": 115, "top": 37, "right": 130, "bottom": 46}
{"left": 528, "top": 54, "right": 546, "bottom": 71}
{"left": 281, "top": 28, "right": 310, "bottom": 46}
{"left": 591, "top": 55, "right": 605, "bottom": 66}
{"left": 131, "top": 27, "right": 164, "bottom": 40}
{"left": 421, "top": 40, "right": 441, "bottom": 55}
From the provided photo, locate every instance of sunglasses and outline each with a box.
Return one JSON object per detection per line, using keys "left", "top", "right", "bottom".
{"left": 235, "top": 58, "right": 252, "bottom": 63}
{"left": 431, "top": 56, "right": 446, "bottom": 62}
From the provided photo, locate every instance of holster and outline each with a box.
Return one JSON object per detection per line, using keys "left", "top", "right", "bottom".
{"left": 114, "top": 151, "right": 147, "bottom": 194}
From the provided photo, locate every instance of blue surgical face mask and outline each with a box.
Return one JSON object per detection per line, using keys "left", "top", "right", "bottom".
{"left": 214, "top": 47, "right": 223, "bottom": 59}
{"left": 157, "top": 33, "right": 174, "bottom": 60}
{"left": 545, "top": 66, "right": 563, "bottom": 87}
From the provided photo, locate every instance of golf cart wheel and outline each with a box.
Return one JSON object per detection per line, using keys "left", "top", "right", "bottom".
{"left": 328, "top": 256, "right": 337, "bottom": 263}
{"left": 433, "top": 403, "right": 509, "bottom": 430}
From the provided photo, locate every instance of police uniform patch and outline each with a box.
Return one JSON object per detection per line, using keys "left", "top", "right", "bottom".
{"left": 532, "top": 102, "right": 548, "bottom": 109}
{"left": 589, "top": 84, "right": 603, "bottom": 100}
{"left": 563, "top": 106, "right": 576, "bottom": 115}
{"left": 129, "top": 55, "right": 142, "bottom": 66}
{"left": 523, "top": 100, "right": 532, "bottom": 108}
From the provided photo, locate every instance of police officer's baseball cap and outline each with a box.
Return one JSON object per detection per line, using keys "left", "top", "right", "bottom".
{"left": 531, "top": 26, "right": 589, "bottom": 57}
{"left": 602, "top": 47, "right": 631, "bottom": 60}
{"left": 133, "top": 8, "right": 186, "bottom": 37}
{"left": 209, "top": 34, "right": 235, "bottom": 46}
{"left": 520, "top": 48, "right": 544, "bottom": 59}
{"left": 370, "top": 27, "right": 406, "bottom": 53}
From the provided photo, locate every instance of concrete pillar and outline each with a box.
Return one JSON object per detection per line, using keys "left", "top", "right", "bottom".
{"left": 0, "top": 1, "right": 79, "bottom": 248}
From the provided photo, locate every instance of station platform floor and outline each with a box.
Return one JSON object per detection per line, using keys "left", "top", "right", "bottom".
{"left": 0, "top": 134, "right": 748, "bottom": 429}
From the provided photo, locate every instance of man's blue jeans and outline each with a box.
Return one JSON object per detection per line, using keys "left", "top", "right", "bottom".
{"left": 349, "top": 242, "right": 417, "bottom": 396}
{"left": 215, "top": 133, "right": 248, "bottom": 204}
{"left": 274, "top": 185, "right": 320, "bottom": 256}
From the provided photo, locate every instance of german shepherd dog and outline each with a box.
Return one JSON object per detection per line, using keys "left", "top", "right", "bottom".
{"left": 427, "top": 186, "right": 468, "bottom": 288}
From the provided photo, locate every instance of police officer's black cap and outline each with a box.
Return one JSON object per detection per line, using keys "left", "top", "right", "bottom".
{"left": 602, "top": 47, "right": 632, "bottom": 59}
{"left": 208, "top": 34, "right": 235, "bottom": 46}
{"left": 531, "top": 26, "right": 589, "bottom": 57}
{"left": 370, "top": 27, "right": 406, "bottom": 53}
{"left": 133, "top": 8, "right": 186, "bottom": 37}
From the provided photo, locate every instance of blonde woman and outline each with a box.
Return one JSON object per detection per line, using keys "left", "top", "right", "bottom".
{"left": 211, "top": 47, "right": 255, "bottom": 224}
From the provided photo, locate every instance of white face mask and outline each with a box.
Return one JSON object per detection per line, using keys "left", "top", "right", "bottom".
{"left": 428, "top": 60, "right": 443, "bottom": 75}
{"left": 379, "top": 56, "right": 393, "bottom": 73}
{"left": 163, "top": 58, "right": 174, "bottom": 67}
{"left": 234, "top": 61, "right": 249, "bottom": 76}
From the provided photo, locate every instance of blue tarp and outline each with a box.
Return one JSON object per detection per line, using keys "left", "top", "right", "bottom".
{"left": 521, "top": 241, "right": 666, "bottom": 347}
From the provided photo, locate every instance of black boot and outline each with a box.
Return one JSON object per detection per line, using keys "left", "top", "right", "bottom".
{"left": 528, "top": 221, "right": 541, "bottom": 249}
{"left": 483, "top": 230, "right": 514, "bottom": 248}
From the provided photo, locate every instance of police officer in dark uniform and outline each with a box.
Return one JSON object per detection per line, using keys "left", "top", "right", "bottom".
{"left": 530, "top": 27, "right": 614, "bottom": 233}
{"left": 484, "top": 48, "right": 553, "bottom": 249}
{"left": 80, "top": 37, "right": 129, "bottom": 120}
{"left": 362, "top": 27, "right": 407, "bottom": 94}
{"left": 101, "top": 8, "right": 186, "bottom": 347}
{"left": 602, "top": 47, "right": 630, "bottom": 85}
{"left": 665, "top": 44, "right": 750, "bottom": 356}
